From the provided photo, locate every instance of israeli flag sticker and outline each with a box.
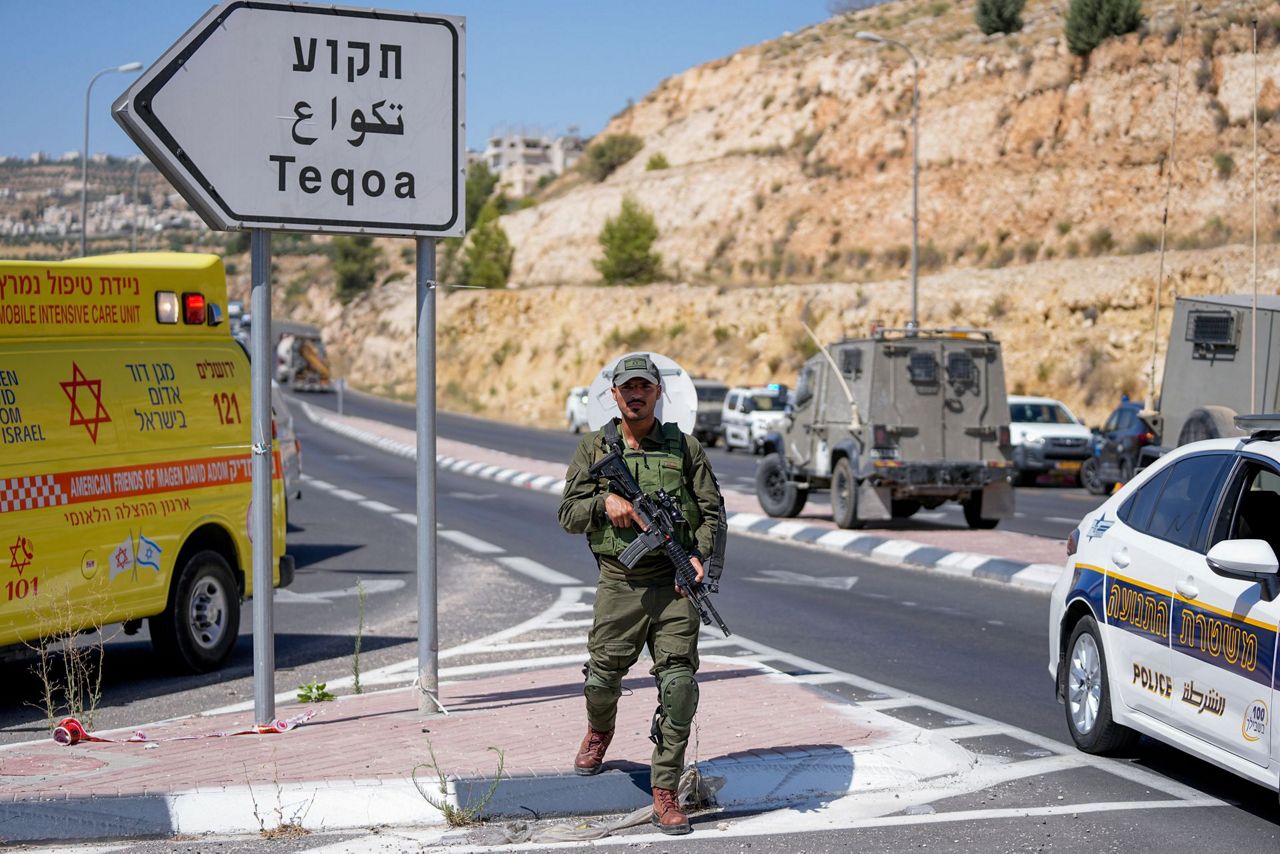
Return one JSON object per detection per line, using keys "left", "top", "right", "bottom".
{"left": 137, "top": 533, "right": 163, "bottom": 573}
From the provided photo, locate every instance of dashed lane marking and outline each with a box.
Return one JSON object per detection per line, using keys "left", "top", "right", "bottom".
{"left": 438, "top": 529, "right": 505, "bottom": 554}
{"left": 496, "top": 555, "right": 578, "bottom": 586}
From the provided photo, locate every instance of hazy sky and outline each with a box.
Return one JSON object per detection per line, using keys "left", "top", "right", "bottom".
{"left": 0, "top": 1, "right": 831, "bottom": 159}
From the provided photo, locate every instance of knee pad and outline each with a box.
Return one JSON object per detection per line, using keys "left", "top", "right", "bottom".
{"left": 583, "top": 665, "right": 622, "bottom": 702}
{"left": 657, "top": 667, "right": 698, "bottom": 728}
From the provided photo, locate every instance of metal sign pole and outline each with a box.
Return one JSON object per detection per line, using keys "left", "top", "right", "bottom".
{"left": 250, "top": 228, "right": 276, "bottom": 724}
{"left": 416, "top": 237, "right": 441, "bottom": 715}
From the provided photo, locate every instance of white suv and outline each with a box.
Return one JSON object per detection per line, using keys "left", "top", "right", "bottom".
{"left": 1048, "top": 417, "right": 1280, "bottom": 793}
{"left": 565, "top": 386, "right": 590, "bottom": 433}
{"left": 721, "top": 385, "right": 788, "bottom": 454}
{"left": 1008, "top": 395, "right": 1093, "bottom": 486}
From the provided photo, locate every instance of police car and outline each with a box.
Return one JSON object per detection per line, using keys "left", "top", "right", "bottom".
{"left": 1049, "top": 415, "right": 1280, "bottom": 793}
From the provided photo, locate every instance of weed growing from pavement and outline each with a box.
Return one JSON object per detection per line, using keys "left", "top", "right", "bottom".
{"left": 25, "top": 594, "right": 115, "bottom": 730}
{"left": 413, "top": 740, "right": 506, "bottom": 826}
{"left": 244, "top": 754, "right": 313, "bottom": 838}
{"left": 296, "top": 681, "right": 336, "bottom": 703}
{"left": 352, "top": 578, "right": 366, "bottom": 694}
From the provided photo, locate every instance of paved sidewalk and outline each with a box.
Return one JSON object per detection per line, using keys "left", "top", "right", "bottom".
{"left": 0, "top": 656, "right": 971, "bottom": 843}
{"left": 301, "top": 402, "right": 1067, "bottom": 592}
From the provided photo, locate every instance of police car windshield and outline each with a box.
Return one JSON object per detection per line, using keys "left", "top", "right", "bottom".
{"left": 1010, "top": 403, "right": 1076, "bottom": 425}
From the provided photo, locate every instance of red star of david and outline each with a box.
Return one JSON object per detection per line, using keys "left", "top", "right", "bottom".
{"left": 9, "top": 536, "right": 32, "bottom": 576}
{"left": 60, "top": 362, "right": 111, "bottom": 443}
{"left": 113, "top": 547, "right": 131, "bottom": 570}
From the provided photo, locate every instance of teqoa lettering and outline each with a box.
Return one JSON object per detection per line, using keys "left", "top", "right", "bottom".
{"left": 269, "top": 155, "right": 415, "bottom": 207}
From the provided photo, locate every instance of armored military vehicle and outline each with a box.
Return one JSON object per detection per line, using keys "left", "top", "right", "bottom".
{"left": 755, "top": 327, "right": 1015, "bottom": 529}
{"left": 1147, "top": 294, "right": 1280, "bottom": 451}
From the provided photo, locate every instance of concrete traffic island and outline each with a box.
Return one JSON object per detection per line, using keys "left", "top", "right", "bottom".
{"left": 0, "top": 657, "right": 973, "bottom": 843}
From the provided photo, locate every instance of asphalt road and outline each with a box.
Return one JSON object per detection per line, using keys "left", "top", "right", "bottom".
{"left": 305, "top": 387, "right": 1107, "bottom": 540}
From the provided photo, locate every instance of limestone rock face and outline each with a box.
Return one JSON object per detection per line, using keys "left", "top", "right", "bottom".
{"left": 500, "top": 0, "right": 1280, "bottom": 289}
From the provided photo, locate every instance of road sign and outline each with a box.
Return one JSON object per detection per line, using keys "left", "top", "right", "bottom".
{"left": 114, "top": 1, "right": 465, "bottom": 237}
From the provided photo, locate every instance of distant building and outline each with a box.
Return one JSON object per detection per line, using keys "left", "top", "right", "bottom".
{"left": 481, "top": 131, "right": 585, "bottom": 197}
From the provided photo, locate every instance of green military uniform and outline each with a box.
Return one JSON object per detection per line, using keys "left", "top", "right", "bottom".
{"left": 558, "top": 418, "right": 724, "bottom": 790}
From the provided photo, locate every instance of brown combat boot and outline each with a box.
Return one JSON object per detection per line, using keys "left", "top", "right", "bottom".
{"left": 573, "top": 726, "right": 614, "bottom": 776}
{"left": 651, "top": 786, "right": 691, "bottom": 835}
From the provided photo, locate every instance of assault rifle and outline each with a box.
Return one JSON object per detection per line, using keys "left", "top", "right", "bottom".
{"left": 588, "top": 450, "right": 731, "bottom": 637}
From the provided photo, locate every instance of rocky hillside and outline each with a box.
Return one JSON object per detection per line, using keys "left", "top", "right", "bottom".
{"left": 255, "top": 0, "right": 1280, "bottom": 429}
{"left": 503, "top": 0, "right": 1279, "bottom": 287}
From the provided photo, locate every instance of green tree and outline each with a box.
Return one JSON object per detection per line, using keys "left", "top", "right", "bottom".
{"left": 1065, "top": 0, "right": 1143, "bottom": 57}
{"left": 645, "top": 152, "right": 670, "bottom": 171}
{"left": 595, "top": 195, "right": 663, "bottom": 285}
{"left": 976, "top": 0, "right": 1025, "bottom": 34}
{"left": 330, "top": 235, "right": 385, "bottom": 303}
{"left": 465, "top": 160, "right": 499, "bottom": 230}
{"left": 460, "top": 199, "right": 514, "bottom": 288}
{"left": 579, "top": 134, "right": 644, "bottom": 182}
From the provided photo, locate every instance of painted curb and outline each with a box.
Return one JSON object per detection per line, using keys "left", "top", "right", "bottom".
{"left": 3, "top": 731, "right": 971, "bottom": 842}
{"left": 300, "top": 402, "right": 1063, "bottom": 594}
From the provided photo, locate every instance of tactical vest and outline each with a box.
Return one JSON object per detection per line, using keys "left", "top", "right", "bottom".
{"left": 587, "top": 420, "right": 702, "bottom": 558}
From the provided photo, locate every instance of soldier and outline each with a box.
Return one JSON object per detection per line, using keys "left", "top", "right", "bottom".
{"left": 558, "top": 354, "right": 725, "bottom": 836}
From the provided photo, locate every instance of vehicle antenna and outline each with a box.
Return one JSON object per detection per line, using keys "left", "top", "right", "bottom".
{"left": 1145, "top": 0, "right": 1190, "bottom": 420}
{"left": 1251, "top": 15, "right": 1259, "bottom": 413}
{"left": 799, "top": 319, "right": 862, "bottom": 431}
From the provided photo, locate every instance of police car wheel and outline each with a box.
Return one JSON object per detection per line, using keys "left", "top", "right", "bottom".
{"left": 1064, "top": 616, "right": 1138, "bottom": 755}
{"left": 151, "top": 551, "right": 240, "bottom": 674}
{"left": 756, "top": 453, "right": 806, "bottom": 517}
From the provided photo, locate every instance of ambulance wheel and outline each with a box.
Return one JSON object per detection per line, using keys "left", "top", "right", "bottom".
{"left": 151, "top": 551, "right": 240, "bottom": 673}
{"left": 831, "top": 457, "right": 864, "bottom": 529}
{"left": 756, "top": 453, "right": 806, "bottom": 517}
{"left": 1064, "top": 617, "right": 1138, "bottom": 755}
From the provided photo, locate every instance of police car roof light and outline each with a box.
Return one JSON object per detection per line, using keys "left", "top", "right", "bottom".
{"left": 182, "top": 293, "right": 206, "bottom": 325}
{"left": 155, "top": 291, "right": 179, "bottom": 324}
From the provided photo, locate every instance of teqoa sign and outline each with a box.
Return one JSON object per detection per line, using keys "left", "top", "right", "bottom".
{"left": 114, "top": 1, "right": 465, "bottom": 237}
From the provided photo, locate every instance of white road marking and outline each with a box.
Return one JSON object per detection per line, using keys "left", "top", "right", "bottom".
{"left": 358, "top": 500, "right": 397, "bottom": 514}
{"left": 392, "top": 512, "right": 418, "bottom": 525}
{"left": 747, "top": 570, "right": 858, "bottom": 591}
{"left": 274, "top": 578, "right": 405, "bottom": 604}
{"left": 329, "top": 488, "right": 366, "bottom": 502}
{"left": 496, "top": 555, "right": 579, "bottom": 586}
{"left": 438, "top": 529, "right": 504, "bottom": 555}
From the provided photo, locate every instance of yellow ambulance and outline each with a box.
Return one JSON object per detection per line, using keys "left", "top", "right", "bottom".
{"left": 0, "top": 252, "right": 292, "bottom": 672}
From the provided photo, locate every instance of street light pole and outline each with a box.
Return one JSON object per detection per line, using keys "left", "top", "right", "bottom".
{"left": 856, "top": 32, "right": 920, "bottom": 331}
{"left": 130, "top": 157, "right": 145, "bottom": 253}
{"left": 81, "top": 62, "right": 142, "bottom": 257}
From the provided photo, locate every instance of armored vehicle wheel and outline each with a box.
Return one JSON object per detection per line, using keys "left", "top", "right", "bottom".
{"left": 150, "top": 550, "right": 240, "bottom": 673}
{"left": 1080, "top": 458, "right": 1112, "bottom": 496}
{"left": 890, "top": 499, "right": 921, "bottom": 518}
{"left": 962, "top": 491, "right": 999, "bottom": 529}
{"left": 831, "top": 457, "right": 864, "bottom": 529}
{"left": 756, "top": 453, "right": 806, "bottom": 517}
{"left": 1178, "top": 405, "right": 1241, "bottom": 444}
